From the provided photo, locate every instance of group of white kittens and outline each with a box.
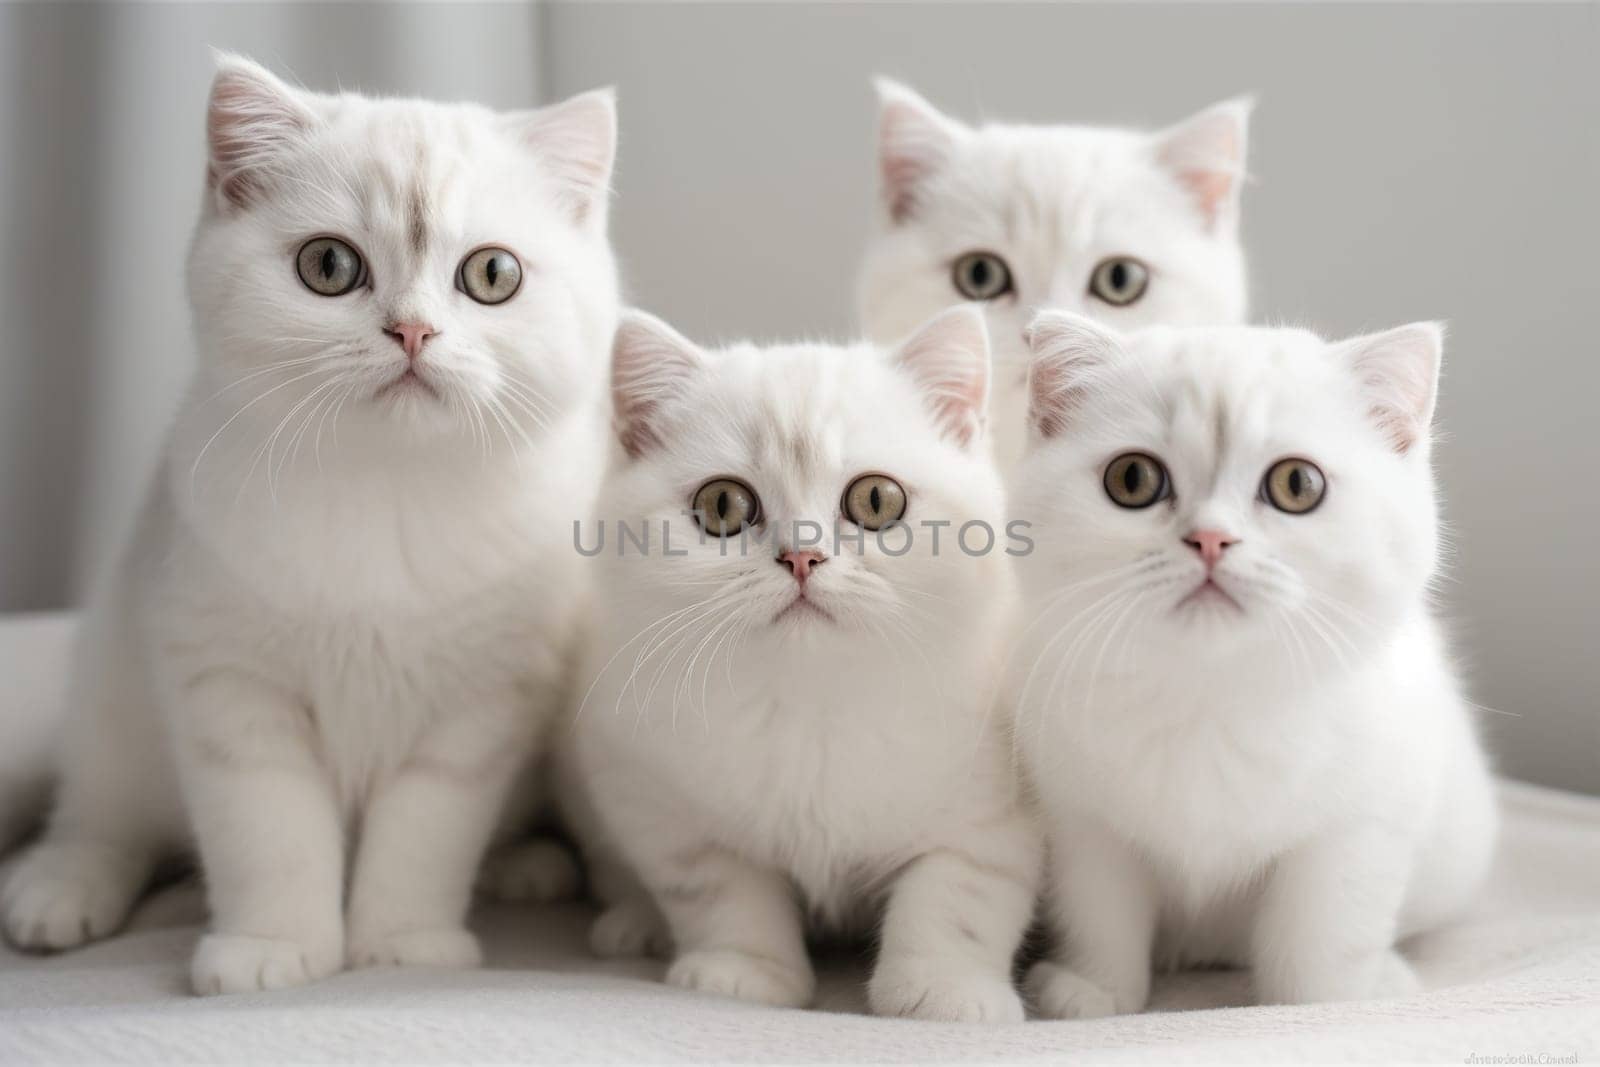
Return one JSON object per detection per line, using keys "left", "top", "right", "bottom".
{"left": 0, "top": 54, "right": 1496, "bottom": 1023}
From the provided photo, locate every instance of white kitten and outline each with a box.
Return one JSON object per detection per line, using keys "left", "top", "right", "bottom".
{"left": 568, "top": 306, "right": 1041, "bottom": 1022}
{"left": 1009, "top": 312, "right": 1497, "bottom": 1015}
{"left": 859, "top": 80, "right": 1251, "bottom": 470}
{"left": 0, "top": 56, "right": 619, "bottom": 995}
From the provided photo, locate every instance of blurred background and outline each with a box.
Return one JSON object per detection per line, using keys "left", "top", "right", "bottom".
{"left": 0, "top": 2, "right": 1595, "bottom": 793}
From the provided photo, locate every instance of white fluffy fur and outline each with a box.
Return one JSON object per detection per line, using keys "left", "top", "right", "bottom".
{"left": 1009, "top": 313, "right": 1497, "bottom": 1015}
{"left": 0, "top": 56, "right": 619, "bottom": 995}
{"left": 859, "top": 80, "right": 1251, "bottom": 470}
{"left": 566, "top": 307, "right": 1041, "bottom": 1021}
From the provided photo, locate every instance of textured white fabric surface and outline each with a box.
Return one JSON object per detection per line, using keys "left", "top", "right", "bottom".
{"left": 0, "top": 613, "right": 1596, "bottom": 1064}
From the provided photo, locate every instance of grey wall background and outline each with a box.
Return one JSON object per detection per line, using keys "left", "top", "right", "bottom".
{"left": 0, "top": 2, "right": 1595, "bottom": 793}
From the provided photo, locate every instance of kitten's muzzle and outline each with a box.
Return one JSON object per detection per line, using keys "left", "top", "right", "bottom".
{"left": 773, "top": 551, "right": 834, "bottom": 624}
{"left": 1178, "top": 529, "right": 1244, "bottom": 613}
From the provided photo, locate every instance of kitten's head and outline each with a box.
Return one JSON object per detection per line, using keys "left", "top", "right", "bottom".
{"left": 1012, "top": 312, "right": 1443, "bottom": 675}
{"left": 186, "top": 55, "right": 618, "bottom": 459}
{"left": 597, "top": 305, "right": 1006, "bottom": 655}
{"left": 859, "top": 79, "right": 1250, "bottom": 379}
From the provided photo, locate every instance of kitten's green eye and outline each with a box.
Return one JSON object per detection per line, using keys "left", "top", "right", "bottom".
{"left": 1262, "top": 458, "right": 1326, "bottom": 514}
{"left": 458, "top": 246, "right": 523, "bottom": 305}
{"left": 1104, "top": 452, "right": 1169, "bottom": 509}
{"left": 842, "top": 474, "right": 907, "bottom": 531}
{"left": 1088, "top": 257, "right": 1149, "bottom": 306}
{"left": 296, "top": 237, "right": 365, "bottom": 297}
{"left": 691, "top": 478, "right": 760, "bottom": 538}
{"left": 951, "top": 251, "right": 1013, "bottom": 301}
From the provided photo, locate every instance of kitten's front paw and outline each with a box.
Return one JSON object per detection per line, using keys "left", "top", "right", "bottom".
{"left": 1026, "top": 961, "right": 1140, "bottom": 1019}
{"left": 1254, "top": 949, "right": 1420, "bottom": 1005}
{"left": 666, "top": 948, "right": 814, "bottom": 1008}
{"left": 1, "top": 842, "right": 145, "bottom": 951}
{"left": 589, "top": 901, "right": 670, "bottom": 958}
{"left": 477, "top": 839, "right": 582, "bottom": 904}
{"left": 869, "top": 958, "right": 1024, "bottom": 1023}
{"left": 348, "top": 927, "right": 482, "bottom": 970}
{"left": 191, "top": 933, "right": 342, "bottom": 996}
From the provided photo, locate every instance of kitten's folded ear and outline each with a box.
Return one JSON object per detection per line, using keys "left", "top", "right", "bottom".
{"left": 1335, "top": 322, "right": 1444, "bottom": 455}
{"left": 1151, "top": 96, "right": 1254, "bottom": 234}
{"left": 506, "top": 87, "right": 618, "bottom": 226}
{"left": 874, "top": 78, "right": 967, "bottom": 224}
{"left": 1025, "top": 310, "right": 1125, "bottom": 440}
{"left": 612, "top": 310, "right": 705, "bottom": 459}
{"left": 895, "top": 305, "right": 990, "bottom": 449}
{"left": 206, "top": 52, "right": 318, "bottom": 211}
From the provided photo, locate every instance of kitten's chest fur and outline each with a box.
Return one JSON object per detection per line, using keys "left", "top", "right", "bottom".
{"left": 184, "top": 475, "right": 569, "bottom": 614}
{"left": 1046, "top": 675, "right": 1358, "bottom": 890}
{"left": 165, "top": 406, "right": 601, "bottom": 616}
{"left": 1039, "top": 643, "right": 1441, "bottom": 897}
{"left": 142, "top": 431, "right": 594, "bottom": 796}
{"left": 607, "top": 645, "right": 1008, "bottom": 931}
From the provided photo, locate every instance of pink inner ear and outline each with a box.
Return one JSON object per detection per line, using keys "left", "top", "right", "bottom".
{"left": 1023, "top": 313, "right": 1121, "bottom": 440}
{"left": 515, "top": 90, "right": 617, "bottom": 225}
{"left": 897, "top": 308, "right": 990, "bottom": 447}
{"left": 882, "top": 157, "right": 923, "bottom": 223}
{"left": 610, "top": 314, "right": 703, "bottom": 459}
{"left": 613, "top": 394, "right": 662, "bottom": 459}
{"left": 611, "top": 353, "right": 667, "bottom": 459}
{"left": 1175, "top": 169, "right": 1236, "bottom": 229}
{"left": 928, "top": 372, "right": 986, "bottom": 448}
{"left": 1370, "top": 403, "right": 1421, "bottom": 455}
{"left": 1028, "top": 358, "right": 1079, "bottom": 440}
{"left": 880, "top": 111, "right": 931, "bottom": 223}
{"left": 1154, "top": 102, "right": 1248, "bottom": 231}
{"left": 878, "top": 97, "right": 956, "bottom": 224}
{"left": 207, "top": 68, "right": 310, "bottom": 208}
{"left": 1358, "top": 352, "right": 1437, "bottom": 454}
{"left": 1336, "top": 323, "right": 1442, "bottom": 455}
{"left": 208, "top": 81, "right": 262, "bottom": 205}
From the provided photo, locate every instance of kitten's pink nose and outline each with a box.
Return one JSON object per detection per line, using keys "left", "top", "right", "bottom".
{"left": 777, "top": 550, "right": 826, "bottom": 584}
{"left": 1183, "top": 528, "right": 1239, "bottom": 570}
{"left": 385, "top": 321, "right": 437, "bottom": 361}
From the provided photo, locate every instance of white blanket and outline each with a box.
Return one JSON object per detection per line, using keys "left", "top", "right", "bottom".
{"left": 1, "top": 613, "right": 1596, "bottom": 1064}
